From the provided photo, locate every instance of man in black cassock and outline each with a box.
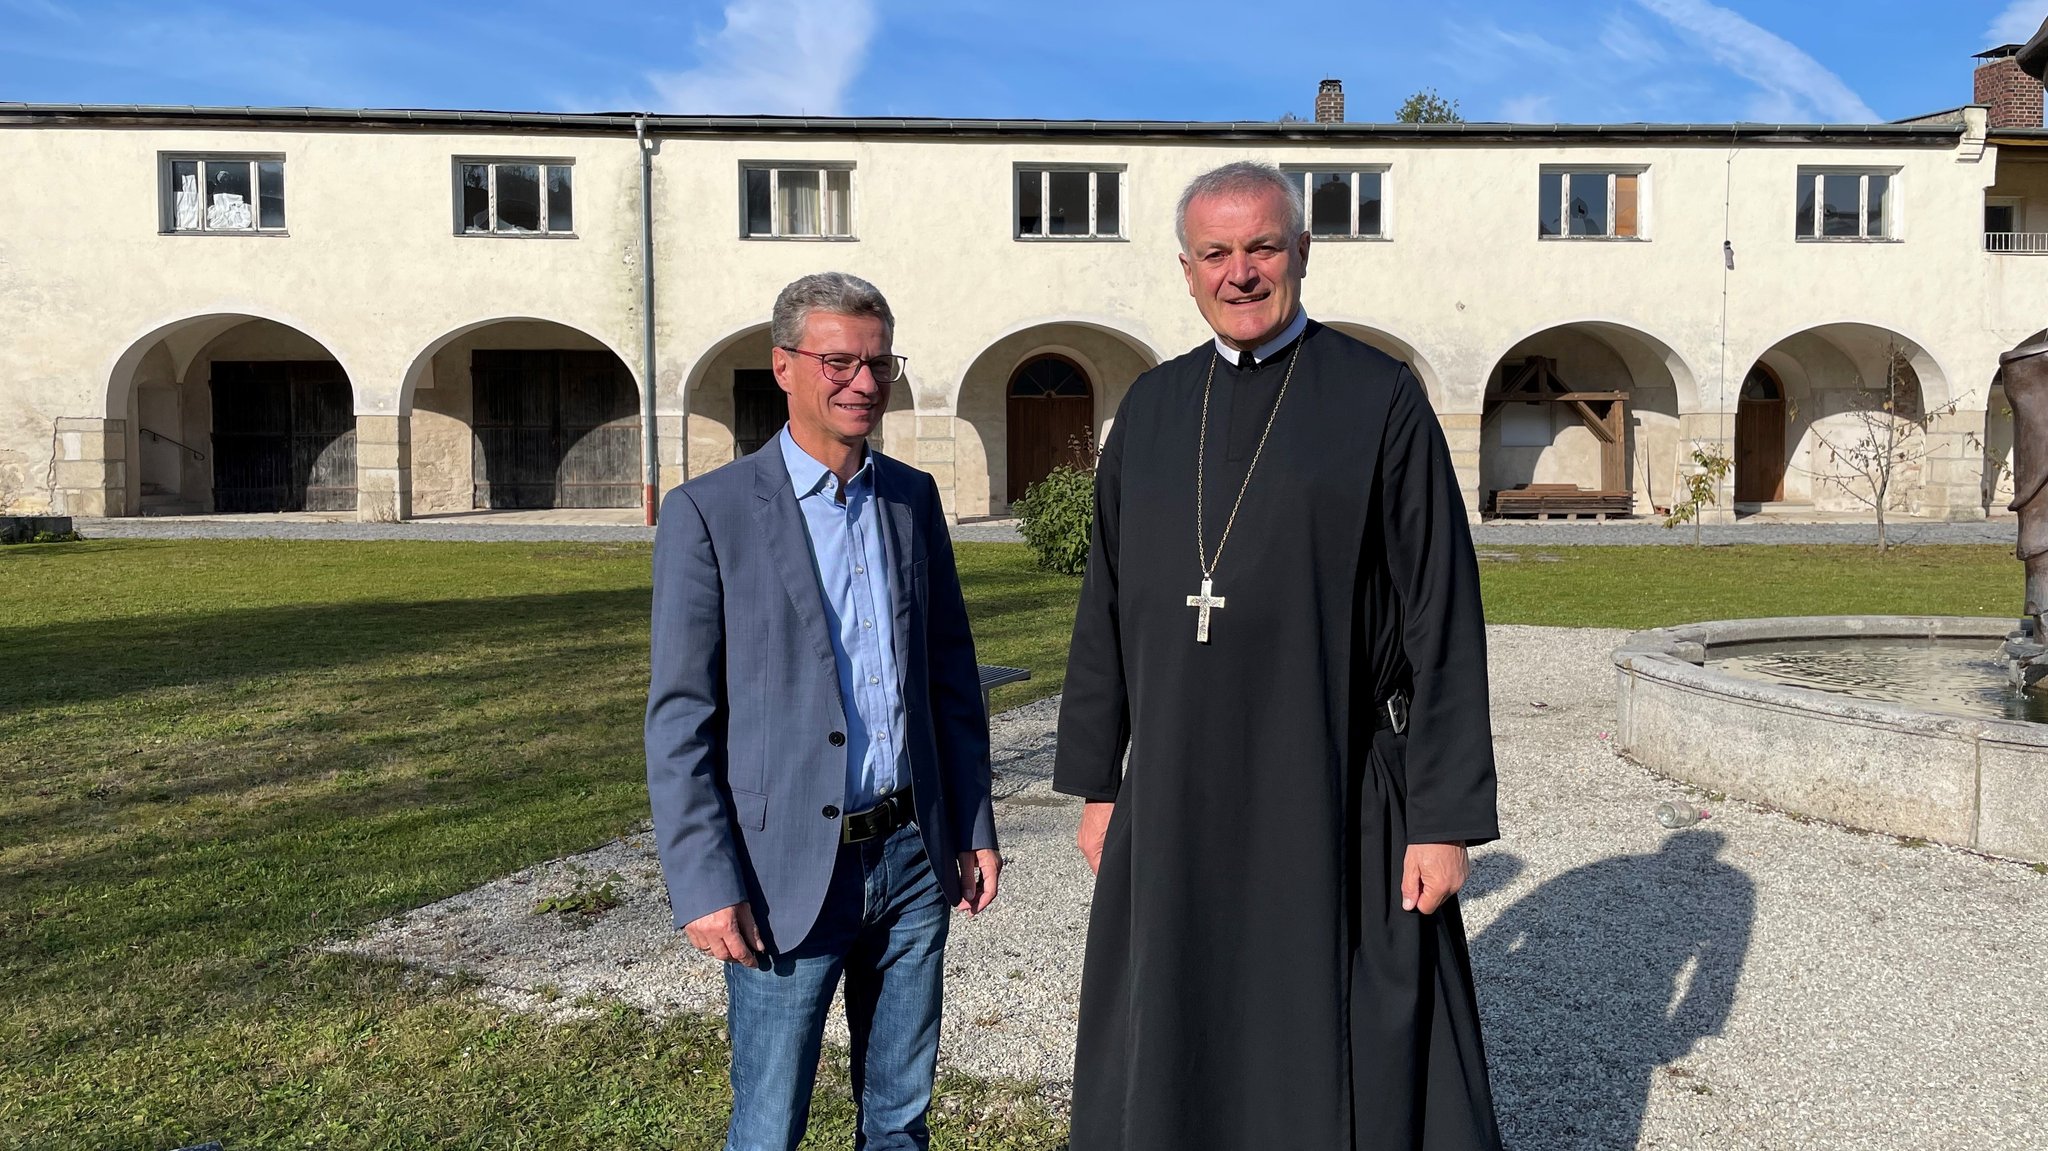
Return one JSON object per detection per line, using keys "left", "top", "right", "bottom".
{"left": 1053, "top": 160, "right": 1503, "bottom": 1150}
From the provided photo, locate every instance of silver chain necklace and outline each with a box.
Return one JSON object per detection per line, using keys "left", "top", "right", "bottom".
{"left": 1187, "top": 339, "right": 1303, "bottom": 643}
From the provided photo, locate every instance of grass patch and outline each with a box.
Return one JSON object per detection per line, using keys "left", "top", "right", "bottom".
{"left": 0, "top": 539, "right": 1069, "bottom": 1150}
{"left": 1478, "top": 544, "right": 2019, "bottom": 629}
{"left": 0, "top": 537, "right": 2021, "bottom": 1147}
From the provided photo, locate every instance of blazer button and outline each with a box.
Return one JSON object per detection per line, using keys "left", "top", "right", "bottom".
{"left": 828, "top": 731, "right": 846, "bottom": 746}
{"left": 822, "top": 805, "right": 840, "bottom": 819}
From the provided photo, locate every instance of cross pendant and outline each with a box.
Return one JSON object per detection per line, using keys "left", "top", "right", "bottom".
{"left": 1186, "top": 577, "right": 1226, "bottom": 644}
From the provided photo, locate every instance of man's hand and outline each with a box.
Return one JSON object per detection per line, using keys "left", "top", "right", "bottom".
{"left": 1401, "top": 842, "right": 1470, "bottom": 915}
{"left": 1077, "top": 801, "right": 1114, "bottom": 875}
{"left": 956, "top": 849, "right": 1002, "bottom": 915}
{"left": 685, "top": 901, "right": 767, "bottom": 967}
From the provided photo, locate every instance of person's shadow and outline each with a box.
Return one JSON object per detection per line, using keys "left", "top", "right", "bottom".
{"left": 1470, "top": 830, "right": 1755, "bottom": 1149}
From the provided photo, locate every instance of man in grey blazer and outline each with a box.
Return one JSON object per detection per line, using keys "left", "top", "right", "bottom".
{"left": 646, "top": 272, "right": 1000, "bottom": 1151}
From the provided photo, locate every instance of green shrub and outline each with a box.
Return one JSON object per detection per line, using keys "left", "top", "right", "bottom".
{"left": 1013, "top": 464, "right": 1096, "bottom": 575}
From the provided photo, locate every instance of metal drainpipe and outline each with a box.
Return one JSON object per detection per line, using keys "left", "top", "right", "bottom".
{"left": 637, "top": 115, "right": 659, "bottom": 526}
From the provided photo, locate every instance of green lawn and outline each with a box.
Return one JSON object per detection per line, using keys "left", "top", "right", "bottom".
{"left": 0, "top": 538, "right": 2026, "bottom": 1148}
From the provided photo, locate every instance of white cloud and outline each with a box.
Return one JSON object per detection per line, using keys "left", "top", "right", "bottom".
{"left": 1634, "top": 0, "right": 1878, "bottom": 122}
{"left": 1989, "top": 1, "right": 2048, "bottom": 47}
{"left": 1599, "top": 13, "right": 1669, "bottom": 65}
{"left": 648, "top": 0, "right": 876, "bottom": 116}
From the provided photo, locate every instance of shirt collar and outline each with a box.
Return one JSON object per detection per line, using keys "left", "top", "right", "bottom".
{"left": 778, "top": 424, "right": 872, "bottom": 500}
{"left": 1214, "top": 308, "right": 1308, "bottom": 367}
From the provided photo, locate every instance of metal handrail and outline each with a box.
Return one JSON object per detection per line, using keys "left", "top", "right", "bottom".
{"left": 1985, "top": 231, "right": 2048, "bottom": 254}
{"left": 141, "top": 426, "right": 206, "bottom": 460}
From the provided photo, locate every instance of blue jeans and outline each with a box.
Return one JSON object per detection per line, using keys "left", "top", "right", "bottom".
{"left": 723, "top": 821, "right": 950, "bottom": 1151}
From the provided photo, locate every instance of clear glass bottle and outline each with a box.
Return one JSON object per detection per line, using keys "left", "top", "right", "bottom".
{"left": 1656, "top": 799, "right": 1709, "bottom": 829}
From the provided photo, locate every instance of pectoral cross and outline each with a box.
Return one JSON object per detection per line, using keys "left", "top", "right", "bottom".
{"left": 1186, "top": 578, "right": 1226, "bottom": 644}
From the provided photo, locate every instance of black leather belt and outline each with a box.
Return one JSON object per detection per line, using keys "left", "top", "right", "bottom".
{"left": 1375, "top": 690, "right": 1411, "bottom": 734}
{"left": 841, "top": 790, "right": 914, "bottom": 845}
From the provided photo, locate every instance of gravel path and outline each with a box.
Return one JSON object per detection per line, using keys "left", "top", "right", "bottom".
{"left": 69, "top": 515, "right": 2019, "bottom": 547}
{"left": 338, "top": 625, "right": 2047, "bottom": 1149}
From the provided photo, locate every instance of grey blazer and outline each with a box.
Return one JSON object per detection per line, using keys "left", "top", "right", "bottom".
{"left": 645, "top": 444, "right": 996, "bottom": 951}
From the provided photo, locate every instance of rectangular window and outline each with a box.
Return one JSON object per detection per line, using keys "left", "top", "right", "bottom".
{"left": 1015, "top": 168, "right": 1123, "bottom": 239}
{"left": 457, "top": 160, "right": 575, "bottom": 236}
{"left": 160, "top": 155, "right": 287, "bottom": 233}
{"left": 1795, "top": 168, "right": 1896, "bottom": 241}
{"left": 741, "top": 164, "right": 855, "bottom": 238}
{"left": 1284, "top": 168, "right": 1387, "bottom": 238}
{"left": 1538, "top": 169, "right": 1643, "bottom": 239}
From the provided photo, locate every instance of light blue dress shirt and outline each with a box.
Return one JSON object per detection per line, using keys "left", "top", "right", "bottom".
{"left": 778, "top": 426, "right": 908, "bottom": 810}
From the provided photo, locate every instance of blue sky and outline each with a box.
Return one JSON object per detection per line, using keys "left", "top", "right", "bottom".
{"left": 5, "top": 0, "right": 2048, "bottom": 124}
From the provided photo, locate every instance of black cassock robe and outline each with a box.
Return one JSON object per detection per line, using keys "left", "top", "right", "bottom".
{"left": 1053, "top": 321, "right": 1502, "bottom": 1151}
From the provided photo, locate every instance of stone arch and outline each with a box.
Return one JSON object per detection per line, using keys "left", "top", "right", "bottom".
{"left": 1739, "top": 323, "right": 1953, "bottom": 514}
{"left": 955, "top": 320, "right": 1161, "bottom": 519}
{"left": 1478, "top": 321, "right": 1700, "bottom": 518}
{"left": 103, "top": 312, "right": 360, "bottom": 516}
{"left": 1320, "top": 319, "right": 1447, "bottom": 409}
{"left": 1740, "top": 321, "right": 1955, "bottom": 413}
{"left": 402, "top": 317, "right": 642, "bottom": 512}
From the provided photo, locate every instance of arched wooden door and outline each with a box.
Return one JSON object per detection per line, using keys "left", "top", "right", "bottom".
{"left": 1735, "top": 364, "right": 1787, "bottom": 502}
{"left": 1006, "top": 355, "right": 1094, "bottom": 504}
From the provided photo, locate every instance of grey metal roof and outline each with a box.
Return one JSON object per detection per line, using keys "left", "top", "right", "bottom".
{"left": 0, "top": 102, "right": 1968, "bottom": 144}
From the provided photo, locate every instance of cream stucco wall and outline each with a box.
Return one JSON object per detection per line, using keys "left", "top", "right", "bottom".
{"left": 2, "top": 107, "right": 2039, "bottom": 523}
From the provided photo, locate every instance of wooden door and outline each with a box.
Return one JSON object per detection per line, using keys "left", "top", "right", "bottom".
{"left": 472, "top": 350, "right": 558, "bottom": 509}
{"left": 556, "top": 351, "right": 639, "bottom": 507}
{"left": 292, "top": 362, "right": 358, "bottom": 512}
{"left": 212, "top": 361, "right": 356, "bottom": 513}
{"left": 733, "top": 369, "right": 789, "bottom": 459}
{"left": 1736, "top": 399, "right": 1787, "bottom": 502}
{"left": 472, "top": 350, "right": 639, "bottom": 509}
{"left": 1006, "top": 357, "right": 1094, "bottom": 504}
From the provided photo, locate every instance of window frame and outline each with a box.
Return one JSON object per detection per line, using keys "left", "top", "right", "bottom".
{"left": 1013, "top": 165, "right": 1126, "bottom": 241}
{"left": 453, "top": 158, "right": 577, "bottom": 238}
{"left": 1537, "top": 166, "right": 1649, "bottom": 241}
{"left": 1794, "top": 167, "right": 1901, "bottom": 243}
{"left": 739, "top": 162, "right": 858, "bottom": 241}
{"left": 158, "top": 152, "right": 288, "bottom": 235}
{"left": 1281, "top": 165, "right": 1391, "bottom": 240}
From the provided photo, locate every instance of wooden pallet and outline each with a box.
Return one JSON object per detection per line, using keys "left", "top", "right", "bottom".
{"left": 1491, "top": 484, "right": 1636, "bottom": 521}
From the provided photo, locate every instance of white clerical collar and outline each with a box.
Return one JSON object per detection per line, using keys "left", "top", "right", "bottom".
{"left": 1214, "top": 309, "right": 1308, "bottom": 367}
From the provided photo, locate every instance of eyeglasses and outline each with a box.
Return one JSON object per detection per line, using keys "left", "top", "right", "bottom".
{"left": 780, "top": 347, "right": 909, "bottom": 384}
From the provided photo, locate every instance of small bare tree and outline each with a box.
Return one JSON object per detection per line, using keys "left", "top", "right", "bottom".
{"left": 1802, "top": 343, "right": 1968, "bottom": 551}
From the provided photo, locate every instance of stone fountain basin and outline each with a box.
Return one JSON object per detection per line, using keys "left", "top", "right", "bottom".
{"left": 1613, "top": 616, "right": 2048, "bottom": 862}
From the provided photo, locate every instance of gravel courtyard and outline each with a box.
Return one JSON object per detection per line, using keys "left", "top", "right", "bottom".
{"left": 338, "top": 625, "right": 2048, "bottom": 1150}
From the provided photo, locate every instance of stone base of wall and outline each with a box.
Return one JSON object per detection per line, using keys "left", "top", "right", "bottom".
{"left": 48, "top": 417, "right": 125, "bottom": 517}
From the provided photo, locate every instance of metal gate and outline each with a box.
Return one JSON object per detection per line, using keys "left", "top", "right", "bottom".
{"left": 211, "top": 361, "right": 357, "bottom": 513}
{"left": 471, "top": 349, "right": 639, "bottom": 508}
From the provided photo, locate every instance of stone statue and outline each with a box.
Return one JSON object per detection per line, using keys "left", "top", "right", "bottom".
{"left": 1999, "top": 329, "right": 2048, "bottom": 689}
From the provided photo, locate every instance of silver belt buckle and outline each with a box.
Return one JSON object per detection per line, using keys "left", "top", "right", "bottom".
{"left": 1385, "top": 693, "right": 1409, "bottom": 735}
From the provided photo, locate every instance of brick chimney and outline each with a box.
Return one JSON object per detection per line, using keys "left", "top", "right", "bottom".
{"left": 1976, "top": 45, "right": 2044, "bottom": 129}
{"left": 1315, "top": 79, "right": 1344, "bottom": 124}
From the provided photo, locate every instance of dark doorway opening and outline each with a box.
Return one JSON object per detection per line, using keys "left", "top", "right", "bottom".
{"left": 1006, "top": 355, "right": 1093, "bottom": 504}
{"left": 211, "top": 360, "right": 357, "bottom": 513}
{"left": 1736, "top": 365, "right": 1787, "bottom": 503}
{"left": 734, "top": 369, "right": 789, "bottom": 459}
{"left": 471, "top": 349, "right": 639, "bottom": 508}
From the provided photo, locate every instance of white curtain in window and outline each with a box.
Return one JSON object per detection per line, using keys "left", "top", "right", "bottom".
{"left": 207, "top": 192, "right": 251, "bottom": 230}
{"left": 781, "top": 170, "right": 821, "bottom": 236}
{"left": 824, "top": 170, "right": 851, "bottom": 236}
{"left": 176, "top": 174, "right": 201, "bottom": 230}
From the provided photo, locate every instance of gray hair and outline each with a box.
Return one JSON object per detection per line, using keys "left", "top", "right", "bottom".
{"left": 771, "top": 272, "right": 895, "bottom": 349}
{"left": 1174, "top": 161, "right": 1305, "bottom": 251}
